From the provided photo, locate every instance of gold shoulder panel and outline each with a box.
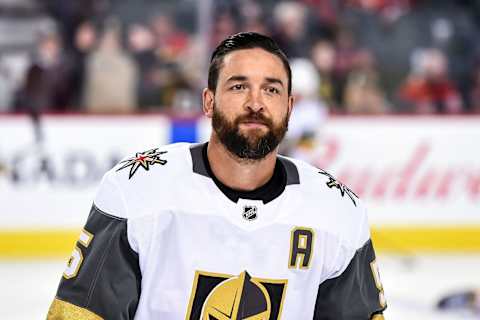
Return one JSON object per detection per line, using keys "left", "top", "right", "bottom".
{"left": 371, "top": 314, "right": 385, "bottom": 320}
{"left": 47, "top": 298, "right": 103, "bottom": 320}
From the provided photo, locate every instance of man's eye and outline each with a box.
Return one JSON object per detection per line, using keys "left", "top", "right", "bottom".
{"left": 266, "top": 87, "right": 280, "bottom": 94}
{"left": 231, "top": 84, "right": 246, "bottom": 90}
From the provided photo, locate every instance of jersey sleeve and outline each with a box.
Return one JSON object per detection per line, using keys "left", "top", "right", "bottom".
{"left": 47, "top": 172, "right": 141, "bottom": 320}
{"left": 313, "top": 205, "right": 387, "bottom": 319}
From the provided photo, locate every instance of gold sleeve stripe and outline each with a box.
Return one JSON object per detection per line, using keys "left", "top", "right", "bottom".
{"left": 371, "top": 314, "right": 385, "bottom": 320}
{"left": 47, "top": 298, "right": 103, "bottom": 320}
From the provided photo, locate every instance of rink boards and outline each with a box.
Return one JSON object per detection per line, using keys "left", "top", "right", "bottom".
{"left": 0, "top": 114, "right": 479, "bottom": 257}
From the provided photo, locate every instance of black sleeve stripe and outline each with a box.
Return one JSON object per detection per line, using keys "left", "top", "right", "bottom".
{"left": 313, "top": 239, "right": 386, "bottom": 319}
{"left": 54, "top": 205, "right": 141, "bottom": 320}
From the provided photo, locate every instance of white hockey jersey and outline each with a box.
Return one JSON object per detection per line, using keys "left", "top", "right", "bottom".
{"left": 48, "top": 142, "right": 386, "bottom": 320}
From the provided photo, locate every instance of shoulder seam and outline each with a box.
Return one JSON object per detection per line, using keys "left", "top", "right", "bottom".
{"left": 358, "top": 238, "right": 372, "bottom": 253}
{"left": 92, "top": 203, "right": 126, "bottom": 221}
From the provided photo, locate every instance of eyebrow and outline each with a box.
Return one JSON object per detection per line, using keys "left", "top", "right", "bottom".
{"left": 226, "top": 75, "right": 248, "bottom": 82}
{"left": 265, "top": 77, "right": 284, "bottom": 87}
{"left": 226, "top": 75, "right": 284, "bottom": 87}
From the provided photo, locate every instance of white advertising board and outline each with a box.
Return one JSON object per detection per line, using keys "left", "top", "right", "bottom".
{"left": 0, "top": 115, "right": 170, "bottom": 229}
{"left": 306, "top": 117, "right": 480, "bottom": 225}
{"left": 1, "top": 115, "right": 480, "bottom": 254}
{"left": 1, "top": 115, "right": 479, "bottom": 229}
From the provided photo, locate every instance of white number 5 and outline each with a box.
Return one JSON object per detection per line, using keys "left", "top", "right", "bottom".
{"left": 63, "top": 229, "right": 94, "bottom": 279}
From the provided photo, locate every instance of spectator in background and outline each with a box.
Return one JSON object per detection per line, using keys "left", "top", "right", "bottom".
{"left": 272, "top": 1, "right": 310, "bottom": 58}
{"left": 6, "top": 0, "right": 480, "bottom": 115}
{"left": 345, "top": 0, "right": 411, "bottom": 24}
{"left": 69, "top": 21, "right": 98, "bottom": 108}
{"left": 468, "top": 66, "right": 480, "bottom": 114}
{"left": 283, "top": 58, "right": 328, "bottom": 161}
{"left": 210, "top": 11, "right": 237, "bottom": 49}
{"left": 146, "top": 13, "right": 193, "bottom": 108}
{"left": 42, "top": 0, "right": 108, "bottom": 51}
{"left": 14, "top": 28, "right": 74, "bottom": 113}
{"left": 311, "top": 39, "right": 337, "bottom": 109}
{"left": 0, "top": 59, "right": 15, "bottom": 112}
{"left": 150, "top": 13, "right": 189, "bottom": 63}
{"left": 299, "top": 0, "right": 338, "bottom": 43}
{"left": 178, "top": 36, "right": 205, "bottom": 104}
{"left": 343, "top": 48, "right": 389, "bottom": 114}
{"left": 398, "top": 48, "right": 463, "bottom": 114}
{"left": 333, "top": 27, "right": 361, "bottom": 111}
{"left": 302, "top": 0, "right": 339, "bottom": 28}
{"left": 127, "top": 23, "right": 162, "bottom": 109}
{"left": 238, "top": 0, "right": 268, "bottom": 35}
{"left": 83, "top": 19, "right": 138, "bottom": 113}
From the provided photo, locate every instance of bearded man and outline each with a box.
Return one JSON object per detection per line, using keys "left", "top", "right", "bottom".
{"left": 48, "top": 32, "right": 386, "bottom": 320}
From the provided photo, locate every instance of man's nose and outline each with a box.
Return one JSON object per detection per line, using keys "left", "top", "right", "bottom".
{"left": 246, "top": 89, "right": 264, "bottom": 112}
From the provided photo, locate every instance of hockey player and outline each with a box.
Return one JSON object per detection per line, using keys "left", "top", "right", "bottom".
{"left": 47, "top": 32, "right": 386, "bottom": 319}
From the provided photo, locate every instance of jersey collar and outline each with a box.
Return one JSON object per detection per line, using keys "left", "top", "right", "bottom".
{"left": 190, "top": 143, "right": 299, "bottom": 204}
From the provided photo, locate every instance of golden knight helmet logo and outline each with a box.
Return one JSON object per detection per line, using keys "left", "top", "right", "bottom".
{"left": 201, "top": 271, "right": 271, "bottom": 320}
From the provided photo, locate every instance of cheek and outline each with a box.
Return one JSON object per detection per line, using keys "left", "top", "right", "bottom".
{"left": 216, "top": 95, "right": 245, "bottom": 116}
{"left": 219, "top": 92, "right": 246, "bottom": 107}
{"left": 268, "top": 99, "right": 290, "bottom": 119}
{"left": 213, "top": 101, "right": 236, "bottom": 123}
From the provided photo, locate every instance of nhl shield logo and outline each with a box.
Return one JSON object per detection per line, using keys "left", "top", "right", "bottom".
{"left": 242, "top": 205, "right": 258, "bottom": 221}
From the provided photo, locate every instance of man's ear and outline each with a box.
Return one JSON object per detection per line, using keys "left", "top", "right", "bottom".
{"left": 202, "top": 88, "right": 215, "bottom": 118}
{"left": 287, "top": 94, "right": 295, "bottom": 117}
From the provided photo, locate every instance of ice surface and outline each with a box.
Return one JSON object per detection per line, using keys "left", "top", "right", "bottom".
{"left": 2, "top": 254, "right": 480, "bottom": 319}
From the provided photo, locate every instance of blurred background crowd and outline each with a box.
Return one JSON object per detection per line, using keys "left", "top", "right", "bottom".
{"left": 1, "top": 0, "right": 480, "bottom": 116}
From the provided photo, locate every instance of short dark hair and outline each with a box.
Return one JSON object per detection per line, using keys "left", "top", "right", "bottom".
{"left": 208, "top": 32, "right": 292, "bottom": 95}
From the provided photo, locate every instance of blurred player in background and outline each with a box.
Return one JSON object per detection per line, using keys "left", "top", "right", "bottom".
{"left": 47, "top": 32, "right": 386, "bottom": 319}
{"left": 437, "top": 288, "right": 480, "bottom": 315}
{"left": 282, "top": 58, "right": 328, "bottom": 162}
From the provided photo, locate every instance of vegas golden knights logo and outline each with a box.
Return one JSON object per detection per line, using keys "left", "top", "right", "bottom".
{"left": 185, "top": 270, "right": 287, "bottom": 320}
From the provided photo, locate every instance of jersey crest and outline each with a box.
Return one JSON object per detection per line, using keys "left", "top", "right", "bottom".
{"left": 186, "top": 270, "right": 287, "bottom": 320}
{"left": 116, "top": 148, "right": 168, "bottom": 179}
{"left": 318, "top": 169, "right": 358, "bottom": 207}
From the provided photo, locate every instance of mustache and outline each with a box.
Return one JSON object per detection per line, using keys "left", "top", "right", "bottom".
{"left": 235, "top": 111, "right": 273, "bottom": 127}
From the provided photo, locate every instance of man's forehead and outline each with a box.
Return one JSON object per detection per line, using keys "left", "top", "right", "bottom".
{"left": 219, "top": 48, "right": 288, "bottom": 80}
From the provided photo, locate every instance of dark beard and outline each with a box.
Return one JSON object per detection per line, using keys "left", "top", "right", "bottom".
{"left": 212, "top": 105, "right": 289, "bottom": 160}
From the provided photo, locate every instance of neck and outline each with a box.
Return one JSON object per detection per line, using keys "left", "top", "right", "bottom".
{"left": 207, "top": 134, "right": 278, "bottom": 191}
